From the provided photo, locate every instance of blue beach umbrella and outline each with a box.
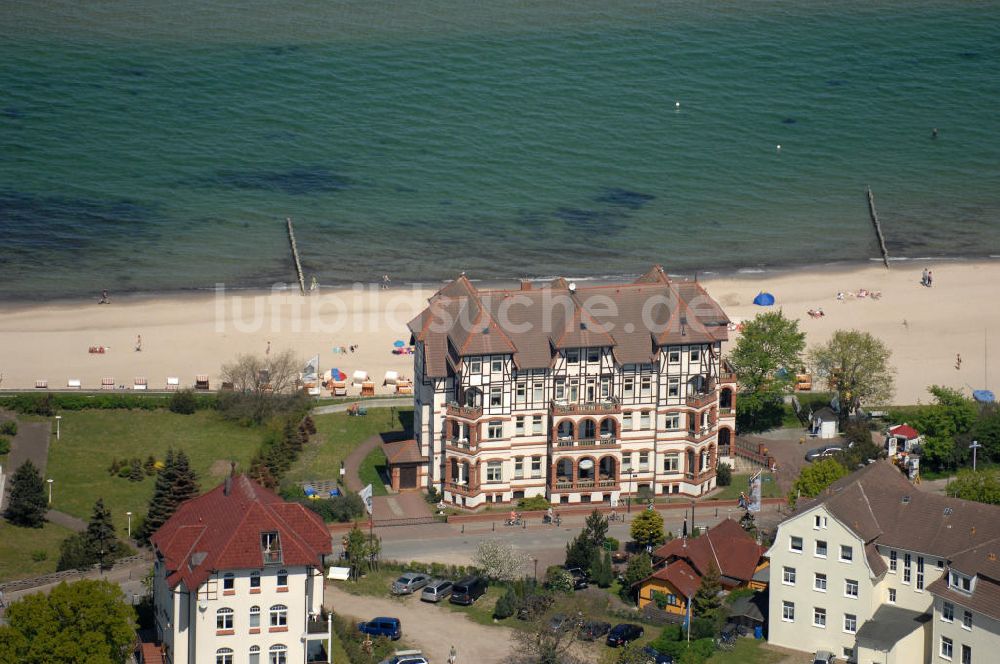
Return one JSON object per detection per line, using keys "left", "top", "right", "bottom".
{"left": 973, "top": 390, "right": 996, "bottom": 403}
{"left": 393, "top": 339, "right": 406, "bottom": 348}
{"left": 753, "top": 292, "right": 775, "bottom": 306}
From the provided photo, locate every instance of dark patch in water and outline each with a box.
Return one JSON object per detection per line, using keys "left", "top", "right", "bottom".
{"left": 958, "top": 51, "right": 980, "bottom": 60}
{"left": 113, "top": 67, "right": 147, "bottom": 77}
{"left": 439, "top": 199, "right": 453, "bottom": 206}
{"left": 826, "top": 79, "right": 847, "bottom": 87}
{"left": 593, "top": 187, "right": 655, "bottom": 210}
{"left": 267, "top": 45, "right": 302, "bottom": 56}
{"left": 782, "top": 118, "right": 797, "bottom": 124}
{"left": 211, "top": 167, "right": 354, "bottom": 195}
{"left": 2, "top": 107, "right": 24, "bottom": 119}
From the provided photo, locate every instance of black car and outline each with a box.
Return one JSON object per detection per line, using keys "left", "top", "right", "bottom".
{"left": 606, "top": 623, "right": 644, "bottom": 647}
{"left": 642, "top": 645, "right": 674, "bottom": 664}
{"left": 578, "top": 620, "right": 611, "bottom": 641}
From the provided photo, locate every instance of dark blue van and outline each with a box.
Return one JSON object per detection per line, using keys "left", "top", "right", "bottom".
{"left": 358, "top": 616, "right": 401, "bottom": 640}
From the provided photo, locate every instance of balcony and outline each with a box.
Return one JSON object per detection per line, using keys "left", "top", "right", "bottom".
{"left": 686, "top": 392, "right": 715, "bottom": 409}
{"left": 306, "top": 617, "right": 328, "bottom": 636}
{"left": 686, "top": 426, "right": 716, "bottom": 443}
{"left": 446, "top": 481, "right": 477, "bottom": 496}
{"left": 553, "top": 436, "right": 619, "bottom": 449}
{"left": 551, "top": 478, "right": 619, "bottom": 492}
{"left": 446, "top": 402, "right": 483, "bottom": 419}
{"left": 447, "top": 437, "right": 472, "bottom": 451}
{"left": 550, "top": 399, "right": 621, "bottom": 416}
{"left": 719, "top": 407, "right": 734, "bottom": 417}
{"left": 684, "top": 470, "right": 716, "bottom": 484}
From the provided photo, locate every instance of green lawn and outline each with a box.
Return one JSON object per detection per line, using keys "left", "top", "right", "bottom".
{"left": 0, "top": 520, "right": 75, "bottom": 582}
{"left": 46, "top": 410, "right": 262, "bottom": 534}
{"left": 283, "top": 408, "right": 411, "bottom": 493}
{"left": 359, "top": 447, "right": 389, "bottom": 496}
{"left": 708, "top": 473, "right": 782, "bottom": 501}
{"left": 707, "top": 638, "right": 783, "bottom": 664}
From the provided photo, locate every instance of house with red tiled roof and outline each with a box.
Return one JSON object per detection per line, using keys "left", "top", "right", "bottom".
{"left": 406, "top": 267, "right": 737, "bottom": 509}
{"left": 635, "top": 519, "right": 768, "bottom": 614}
{"left": 150, "top": 474, "right": 333, "bottom": 664}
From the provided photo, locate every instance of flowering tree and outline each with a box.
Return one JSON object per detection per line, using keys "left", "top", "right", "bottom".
{"left": 473, "top": 539, "right": 527, "bottom": 581}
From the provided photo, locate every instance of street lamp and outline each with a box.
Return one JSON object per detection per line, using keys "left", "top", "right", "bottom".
{"left": 47, "top": 478, "right": 53, "bottom": 505}
{"left": 532, "top": 557, "right": 538, "bottom": 582}
{"left": 55, "top": 415, "right": 62, "bottom": 440}
{"left": 627, "top": 472, "right": 638, "bottom": 513}
{"left": 970, "top": 440, "right": 983, "bottom": 471}
{"left": 126, "top": 511, "right": 132, "bottom": 538}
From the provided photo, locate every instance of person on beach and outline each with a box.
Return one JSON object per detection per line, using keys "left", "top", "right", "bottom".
{"left": 927, "top": 271, "right": 933, "bottom": 287}
{"left": 956, "top": 354, "right": 962, "bottom": 370}
{"left": 135, "top": 334, "right": 142, "bottom": 352}
{"left": 448, "top": 645, "right": 457, "bottom": 664}
{"left": 921, "top": 268, "right": 929, "bottom": 286}
{"left": 266, "top": 340, "right": 271, "bottom": 355}
{"left": 99, "top": 289, "right": 110, "bottom": 304}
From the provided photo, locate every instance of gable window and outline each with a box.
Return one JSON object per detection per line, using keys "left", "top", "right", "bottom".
{"left": 814, "top": 573, "right": 827, "bottom": 591}
{"left": 782, "top": 567, "right": 796, "bottom": 585}
{"left": 222, "top": 573, "right": 235, "bottom": 591}
{"left": 840, "top": 545, "right": 853, "bottom": 562}
{"left": 950, "top": 570, "right": 973, "bottom": 593}
{"left": 250, "top": 571, "right": 261, "bottom": 590}
{"left": 623, "top": 377, "right": 635, "bottom": 398}
{"left": 845, "top": 579, "right": 858, "bottom": 598}
{"left": 567, "top": 350, "right": 579, "bottom": 364}
{"left": 515, "top": 416, "right": 525, "bottom": 436}
{"left": 514, "top": 457, "right": 524, "bottom": 479}
{"left": 216, "top": 607, "right": 234, "bottom": 630}
{"left": 917, "top": 556, "right": 925, "bottom": 590}
{"left": 261, "top": 531, "right": 282, "bottom": 565}
{"left": 667, "top": 377, "right": 680, "bottom": 397}
{"left": 843, "top": 613, "right": 857, "bottom": 634}
{"left": 269, "top": 644, "right": 288, "bottom": 664}
{"left": 249, "top": 605, "right": 261, "bottom": 628}
{"left": 782, "top": 601, "right": 795, "bottom": 622}
{"left": 963, "top": 610, "right": 972, "bottom": 630}
{"left": 815, "top": 540, "right": 827, "bottom": 558}
{"left": 668, "top": 350, "right": 680, "bottom": 363}
{"left": 491, "top": 357, "right": 503, "bottom": 372}
{"left": 469, "top": 359, "right": 481, "bottom": 374}
{"left": 813, "top": 515, "right": 827, "bottom": 529}
{"left": 487, "top": 420, "right": 503, "bottom": 439}
{"left": 276, "top": 569, "right": 288, "bottom": 587}
{"left": 249, "top": 646, "right": 261, "bottom": 664}
{"left": 587, "top": 349, "right": 600, "bottom": 363}
{"left": 532, "top": 415, "right": 543, "bottom": 435}
{"left": 790, "top": 536, "right": 803, "bottom": 553}
{"left": 217, "top": 648, "right": 234, "bottom": 664}
{"left": 490, "top": 385, "right": 503, "bottom": 407}
{"left": 888, "top": 588, "right": 896, "bottom": 603}
{"left": 889, "top": 549, "right": 897, "bottom": 572}
{"left": 486, "top": 461, "right": 502, "bottom": 483}
{"left": 942, "top": 602, "right": 954, "bottom": 622}
{"left": 813, "top": 607, "right": 826, "bottom": 628}
{"left": 941, "top": 636, "right": 953, "bottom": 660}
{"left": 269, "top": 604, "right": 288, "bottom": 627}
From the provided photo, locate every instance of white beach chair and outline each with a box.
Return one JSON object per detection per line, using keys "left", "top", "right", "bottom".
{"left": 165, "top": 377, "right": 180, "bottom": 391}
{"left": 133, "top": 377, "right": 148, "bottom": 391}
{"left": 101, "top": 377, "right": 115, "bottom": 391}
{"left": 67, "top": 379, "right": 81, "bottom": 389}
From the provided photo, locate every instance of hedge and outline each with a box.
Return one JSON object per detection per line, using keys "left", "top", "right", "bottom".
{"left": 2, "top": 392, "right": 217, "bottom": 415}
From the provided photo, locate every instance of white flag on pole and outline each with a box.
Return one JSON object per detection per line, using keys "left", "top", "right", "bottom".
{"left": 359, "top": 484, "right": 373, "bottom": 516}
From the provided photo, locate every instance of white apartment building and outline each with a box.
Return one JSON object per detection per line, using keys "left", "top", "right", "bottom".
{"left": 149, "top": 475, "right": 333, "bottom": 664}
{"left": 405, "top": 266, "right": 736, "bottom": 508}
{"left": 768, "top": 461, "right": 1000, "bottom": 664}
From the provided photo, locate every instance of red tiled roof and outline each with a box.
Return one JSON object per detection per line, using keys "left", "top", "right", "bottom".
{"left": 889, "top": 424, "right": 920, "bottom": 440}
{"left": 383, "top": 439, "right": 428, "bottom": 464}
{"left": 150, "top": 475, "right": 332, "bottom": 591}
{"left": 641, "top": 559, "right": 701, "bottom": 598}
{"left": 651, "top": 519, "right": 765, "bottom": 584}
{"left": 140, "top": 643, "right": 165, "bottom": 664}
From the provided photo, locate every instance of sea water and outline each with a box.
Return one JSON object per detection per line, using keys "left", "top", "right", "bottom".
{"left": 1, "top": 0, "right": 998, "bottom": 299}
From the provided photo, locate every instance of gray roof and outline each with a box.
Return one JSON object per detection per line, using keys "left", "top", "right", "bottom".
{"left": 408, "top": 266, "right": 730, "bottom": 378}
{"left": 854, "top": 605, "right": 931, "bottom": 649}
{"left": 727, "top": 593, "right": 766, "bottom": 623}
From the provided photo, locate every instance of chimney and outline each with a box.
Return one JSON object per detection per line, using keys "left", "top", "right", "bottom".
{"left": 520, "top": 280, "right": 532, "bottom": 291}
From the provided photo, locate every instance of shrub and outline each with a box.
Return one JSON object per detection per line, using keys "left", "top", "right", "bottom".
{"left": 517, "top": 495, "right": 551, "bottom": 511}
{"left": 143, "top": 455, "right": 157, "bottom": 476}
{"left": 168, "top": 389, "right": 198, "bottom": 415}
{"left": 716, "top": 462, "right": 732, "bottom": 486}
{"left": 6, "top": 392, "right": 216, "bottom": 414}
{"left": 605, "top": 536, "right": 620, "bottom": 551}
{"left": 494, "top": 586, "right": 518, "bottom": 619}
{"left": 0, "top": 437, "right": 10, "bottom": 455}
{"left": 292, "top": 493, "right": 365, "bottom": 523}
{"left": 544, "top": 566, "right": 574, "bottom": 594}
{"left": 0, "top": 420, "right": 17, "bottom": 436}
{"left": 31, "top": 550, "right": 47, "bottom": 562}
{"left": 128, "top": 459, "right": 145, "bottom": 482}
{"left": 117, "top": 465, "right": 131, "bottom": 479}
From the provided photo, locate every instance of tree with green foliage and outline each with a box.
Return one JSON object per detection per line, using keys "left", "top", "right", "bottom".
{"left": 583, "top": 510, "right": 608, "bottom": 549}
{"left": 4, "top": 460, "right": 47, "bottom": 528}
{"left": 833, "top": 421, "right": 886, "bottom": 469}
{"left": 589, "top": 549, "right": 614, "bottom": 588}
{"left": 139, "top": 449, "right": 199, "bottom": 542}
{"left": 791, "top": 457, "right": 848, "bottom": 501}
{"left": 630, "top": 509, "right": 666, "bottom": 548}
{"left": 729, "top": 311, "right": 806, "bottom": 432}
{"left": 57, "top": 498, "right": 129, "bottom": 571}
{"left": 345, "top": 525, "right": 367, "bottom": 580}
{"left": 545, "top": 566, "right": 574, "bottom": 594}
{"left": 170, "top": 450, "right": 199, "bottom": 506}
{"left": 809, "top": 329, "right": 895, "bottom": 422}
{"left": 517, "top": 495, "right": 551, "bottom": 511}
{"left": 902, "top": 386, "right": 980, "bottom": 471}
{"left": 691, "top": 562, "right": 723, "bottom": 618}
{"left": 946, "top": 470, "right": 1000, "bottom": 505}
{"left": 494, "top": 586, "right": 519, "bottom": 619}
{"left": 0, "top": 579, "right": 136, "bottom": 664}
{"left": 564, "top": 533, "right": 595, "bottom": 572}
{"left": 620, "top": 552, "right": 653, "bottom": 602}
{"left": 716, "top": 462, "right": 732, "bottom": 486}
{"left": 168, "top": 388, "right": 198, "bottom": 414}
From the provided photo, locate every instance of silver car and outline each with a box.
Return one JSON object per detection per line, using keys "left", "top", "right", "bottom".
{"left": 420, "top": 579, "right": 453, "bottom": 602}
{"left": 391, "top": 572, "right": 430, "bottom": 595}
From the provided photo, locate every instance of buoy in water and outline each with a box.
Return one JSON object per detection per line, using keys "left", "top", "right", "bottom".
{"left": 675, "top": 101, "right": 680, "bottom": 109}
{"left": 776, "top": 144, "right": 782, "bottom": 151}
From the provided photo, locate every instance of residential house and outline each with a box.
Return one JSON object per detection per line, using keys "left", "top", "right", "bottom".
{"left": 767, "top": 460, "right": 1000, "bottom": 663}
{"left": 405, "top": 266, "right": 737, "bottom": 508}
{"left": 637, "top": 518, "right": 768, "bottom": 614}
{"left": 150, "top": 475, "right": 333, "bottom": 664}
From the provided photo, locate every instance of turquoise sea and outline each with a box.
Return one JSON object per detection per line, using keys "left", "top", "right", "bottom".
{"left": 1, "top": 0, "right": 999, "bottom": 299}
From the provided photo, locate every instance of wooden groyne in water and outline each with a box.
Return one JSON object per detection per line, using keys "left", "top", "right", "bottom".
{"left": 286, "top": 217, "right": 306, "bottom": 294}
{"left": 866, "top": 186, "right": 890, "bottom": 269}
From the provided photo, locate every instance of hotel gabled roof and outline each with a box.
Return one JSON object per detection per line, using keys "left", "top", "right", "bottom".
{"left": 408, "top": 266, "right": 730, "bottom": 378}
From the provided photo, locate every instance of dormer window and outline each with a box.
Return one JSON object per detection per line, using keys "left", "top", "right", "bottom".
{"left": 949, "top": 570, "right": 974, "bottom": 593}
{"left": 261, "top": 532, "right": 282, "bottom": 565}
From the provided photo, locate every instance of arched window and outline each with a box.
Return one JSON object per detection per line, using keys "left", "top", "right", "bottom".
{"left": 216, "top": 648, "right": 233, "bottom": 664}
{"left": 249, "top": 646, "right": 261, "bottom": 664}
{"left": 249, "top": 605, "right": 260, "bottom": 628}
{"left": 216, "top": 607, "right": 233, "bottom": 630}
{"left": 269, "top": 604, "right": 288, "bottom": 627}
{"left": 276, "top": 569, "right": 288, "bottom": 587}
{"left": 269, "top": 644, "right": 288, "bottom": 664}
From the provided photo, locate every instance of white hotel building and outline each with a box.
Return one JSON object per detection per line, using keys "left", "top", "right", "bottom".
{"left": 404, "top": 266, "right": 736, "bottom": 508}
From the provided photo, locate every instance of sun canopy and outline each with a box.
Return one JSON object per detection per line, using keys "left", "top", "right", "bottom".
{"left": 974, "top": 390, "right": 996, "bottom": 403}
{"left": 752, "top": 292, "right": 775, "bottom": 306}
{"left": 393, "top": 339, "right": 406, "bottom": 348}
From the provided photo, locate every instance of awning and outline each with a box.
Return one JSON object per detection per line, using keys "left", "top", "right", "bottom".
{"left": 326, "top": 567, "right": 351, "bottom": 581}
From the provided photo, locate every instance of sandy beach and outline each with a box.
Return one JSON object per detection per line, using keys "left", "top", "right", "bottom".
{"left": 0, "top": 261, "right": 997, "bottom": 405}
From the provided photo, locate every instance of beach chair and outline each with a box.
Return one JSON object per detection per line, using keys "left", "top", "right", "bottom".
{"left": 165, "top": 377, "right": 180, "bottom": 391}
{"left": 396, "top": 379, "right": 413, "bottom": 396}
{"left": 35, "top": 380, "right": 48, "bottom": 389}
{"left": 195, "top": 375, "right": 210, "bottom": 390}
{"left": 133, "top": 377, "right": 148, "bottom": 391}
{"left": 67, "top": 379, "right": 81, "bottom": 389}
{"left": 332, "top": 380, "right": 347, "bottom": 397}
{"left": 101, "top": 377, "right": 115, "bottom": 390}
{"left": 361, "top": 381, "right": 375, "bottom": 397}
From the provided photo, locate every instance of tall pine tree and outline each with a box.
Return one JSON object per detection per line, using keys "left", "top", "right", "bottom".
{"left": 171, "top": 450, "right": 199, "bottom": 505}
{"left": 4, "top": 459, "right": 47, "bottom": 528}
{"left": 86, "top": 498, "right": 118, "bottom": 570}
{"left": 692, "top": 561, "right": 723, "bottom": 618}
{"left": 140, "top": 448, "right": 177, "bottom": 542}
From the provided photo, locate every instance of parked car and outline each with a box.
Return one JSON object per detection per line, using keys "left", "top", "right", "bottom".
{"left": 391, "top": 572, "right": 430, "bottom": 595}
{"left": 805, "top": 445, "right": 843, "bottom": 462}
{"left": 358, "top": 617, "right": 401, "bottom": 640}
{"left": 812, "top": 651, "right": 835, "bottom": 664}
{"left": 606, "top": 623, "right": 644, "bottom": 647}
{"left": 578, "top": 620, "right": 612, "bottom": 641}
{"left": 420, "top": 579, "right": 453, "bottom": 603}
{"left": 379, "top": 651, "right": 428, "bottom": 664}
{"left": 565, "top": 567, "right": 589, "bottom": 590}
{"left": 449, "top": 576, "right": 488, "bottom": 605}
{"left": 642, "top": 645, "right": 674, "bottom": 664}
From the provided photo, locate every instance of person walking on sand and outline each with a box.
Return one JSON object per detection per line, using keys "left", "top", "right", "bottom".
{"left": 99, "top": 289, "right": 110, "bottom": 304}
{"left": 135, "top": 334, "right": 142, "bottom": 352}
{"left": 927, "top": 270, "right": 933, "bottom": 287}
{"left": 266, "top": 340, "right": 271, "bottom": 356}
{"left": 448, "top": 645, "right": 456, "bottom": 664}
{"left": 921, "top": 268, "right": 929, "bottom": 287}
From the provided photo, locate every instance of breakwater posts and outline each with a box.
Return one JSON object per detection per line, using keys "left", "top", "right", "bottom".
{"left": 866, "top": 186, "right": 890, "bottom": 269}
{"left": 286, "top": 217, "right": 306, "bottom": 294}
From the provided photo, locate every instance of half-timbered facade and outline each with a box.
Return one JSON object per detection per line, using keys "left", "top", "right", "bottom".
{"left": 407, "top": 266, "right": 737, "bottom": 508}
